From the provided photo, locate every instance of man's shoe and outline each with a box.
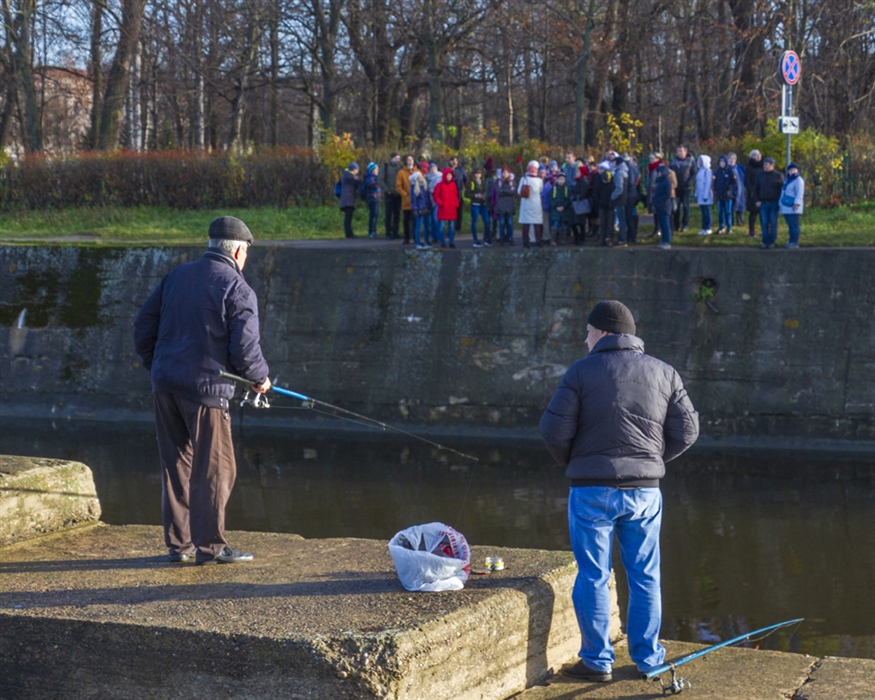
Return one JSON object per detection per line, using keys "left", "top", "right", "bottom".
{"left": 197, "top": 547, "right": 254, "bottom": 565}
{"left": 473, "top": 242, "right": 483, "bottom": 248}
{"left": 613, "top": 242, "right": 628, "bottom": 248}
{"left": 561, "top": 660, "right": 612, "bottom": 682}
{"left": 655, "top": 243, "right": 671, "bottom": 250}
{"left": 784, "top": 242, "right": 799, "bottom": 249}
{"left": 168, "top": 550, "right": 195, "bottom": 563}
{"left": 759, "top": 243, "right": 775, "bottom": 249}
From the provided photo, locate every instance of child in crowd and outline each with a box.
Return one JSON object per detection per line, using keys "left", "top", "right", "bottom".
{"left": 713, "top": 155, "right": 738, "bottom": 234}
{"left": 695, "top": 154, "right": 714, "bottom": 236}
{"left": 433, "top": 168, "right": 459, "bottom": 248}
{"left": 463, "top": 168, "right": 490, "bottom": 247}
{"left": 549, "top": 172, "right": 572, "bottom": 244}
{"left": 409, "top": 171, "right": 434, "bottom": 250}
{"left": 494, "top": 167, "right": 516, "bottom": 245}
{"left": 364, "top": 163, "right": 382, "bottom": 239}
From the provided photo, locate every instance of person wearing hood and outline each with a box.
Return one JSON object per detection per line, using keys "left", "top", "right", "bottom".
{"left": 651, "top": 164, "right": 673, "bottom": 249}
{"left": 779, "top": 163, "right": 805, "bottom": 249}
{"left": 364, "top": 162, "right": 382, "bottom": 239}
{"left": 339, "top": 162, "right": 361, "bottom": 239}
{"left": 744, "top": 150, "right": 763, "bottom": 238}
{"left": 670, "top": 145, "right": 697, "bottom": 232}
{"left": 426, "top": 162, "right": 443, "bottom": 241}
{"left": 380, "top": 153, "right": 402, "bottom": 239}
{"left": 695, "top": 155, "right": 714, "bottom": 236}
{"left": 713, "top": 156, "right": 738, "bottom": 234}
{"left": 433, "top": 168, "right": 460, "bottom": 248}
{"left": 518, "top": 160, "right": 545, "bottom": 247}
{"left": 610, "top": 155, "right": 629, "bottom": 247}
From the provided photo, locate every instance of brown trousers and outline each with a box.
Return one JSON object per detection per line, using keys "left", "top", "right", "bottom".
{"left": 154, "top": 392, "right": 236, "bottom": 559}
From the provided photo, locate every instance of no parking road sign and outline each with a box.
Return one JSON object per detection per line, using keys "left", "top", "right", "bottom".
{"left": 781, "top": 51, "right": 801, "bottom": 85}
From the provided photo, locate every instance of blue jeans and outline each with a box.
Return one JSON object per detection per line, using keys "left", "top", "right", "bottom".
{"left": 499, "top": 213, "right": 514, "bottom": 243}
{"left": 438, "top": 220, "right": 455, "bottom": 245}
{"left": 784, "top": 213, "right": 801, "bottom": 244}
{"left": 470, "top": 203, "right": 489, "bottom": 242}
{"left": 367, "top": 201, "right": 380, "bottom": 236}
{"left": 569, "top": 487, "right": 665, "bottom": 673}
{"left": 413, "top": 214, "right": 429, "bottom": 246}
{"left": 717, "top": 200, "right": 733, "bottom": 230}
{"left": 614, "top": 204, "right": 627, "bottom": 243}
{"left": 657, "top": 211, "right": 672, "bottom": 244}
{"left": 760, "top": 201, "right": 779, "bottom": 245}
{"left": 700, "top": 205, "right": 712, "bottom": 231}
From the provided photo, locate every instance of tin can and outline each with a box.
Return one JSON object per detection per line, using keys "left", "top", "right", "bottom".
{"left": 485, "top": 556, "right": 505, "bottom": 571}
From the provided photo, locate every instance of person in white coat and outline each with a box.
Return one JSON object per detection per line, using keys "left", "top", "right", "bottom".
{"left": 518, "top": 160, "right": 545, "bottom": 247}
{"left": 695, "top": 154, "right": 714, "bottom": 236}
{"left": 779, "top": 163, "right": 805, "bottom": 249}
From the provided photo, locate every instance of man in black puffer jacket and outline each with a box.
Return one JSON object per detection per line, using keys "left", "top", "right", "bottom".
{"left": 134, "top": 216, "right": 271, "bottom": 566}
{"left": 540, "top": 300, "right": 698, "bottom": 684}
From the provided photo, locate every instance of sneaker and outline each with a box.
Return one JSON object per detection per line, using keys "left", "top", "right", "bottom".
{"left": 197, "top": 546, "right": 254, "bottom": 565}
{"left": 726, "top": 228, "right": 733, "bottom": 234}
{"left": 473, "top": 242, "right": 483, "bottom": 248}
{"left": 785, "top": 242, "right": 799, "bottom": 249}
{"left": 697, "top": 230, "right": 707, "bottom": 236}
{"left": 483, "top": 241, "right": 492, "bottom": 247}
{"left": 416, "top": 244, "right": 427, "bottom": 250}
{"left": 655, "top": 243, "right": 672, "bottom": 250}
{"left": 168, "top": 549, "right": 196, "bottom": 563}
{"left": 759, "top": 243, "right": 775, "bottom": 249}
{"left": 561, "top": 660, "right": 612, "bottom": 683}
{"left": 703, "top": 229, "right": 712, "bottom": 236}
{"left": 748, "top": 230, "right": 756, "bottom": 238}
{"left": 368, "top": 232, "right": 377, "bottom": 239}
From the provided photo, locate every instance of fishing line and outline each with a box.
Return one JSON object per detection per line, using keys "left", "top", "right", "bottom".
{"left": 218, "top": 370, "right": 479, "bottom": 464}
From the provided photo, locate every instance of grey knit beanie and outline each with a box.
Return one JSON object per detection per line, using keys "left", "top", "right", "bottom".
{"left": 208, "top": 216, "right": 254, "bottom": 244}
{"left": 587, "top": 300, "right": 636, "bottom": 335}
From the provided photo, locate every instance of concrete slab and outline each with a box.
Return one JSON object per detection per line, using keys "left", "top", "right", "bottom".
{"left": 0, "top": 456, "right": 100, "bottom": 545}
{"left": 794, "top": 656, "right": 875, "bottom": 699}
{"left": 0, "top": 523, "right": 621, "bottom": 700}
{"left": 512, "top": 640, "right": 816, "bottom": 700}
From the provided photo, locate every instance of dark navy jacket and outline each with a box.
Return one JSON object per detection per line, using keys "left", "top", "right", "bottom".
{"left": 539, "top": 334, "right": 698, "bottom": 485}
{"left": 133, "top": 250, "right": 270, "bottom": 409}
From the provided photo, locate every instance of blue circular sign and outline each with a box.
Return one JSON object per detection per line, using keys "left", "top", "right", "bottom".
{"left": 781, "top": 51, "right": 801, "bottom": 85}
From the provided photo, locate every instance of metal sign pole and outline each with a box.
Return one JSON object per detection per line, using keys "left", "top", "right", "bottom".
{"left": 785, "top": 85, "right": 792, "bottom": 175}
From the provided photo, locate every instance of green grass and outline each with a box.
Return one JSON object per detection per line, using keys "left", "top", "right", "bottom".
{"left": 0, "top": 205, "right": 369, "bottom": 245}
{"left": 0, "top": 202, "right": 873, "bottom": 246}
{"left": 650, "top": 201, "right": 875, "bottom": 247}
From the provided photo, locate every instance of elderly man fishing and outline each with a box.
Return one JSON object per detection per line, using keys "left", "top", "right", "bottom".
{"left": 539, "top": 300, "right": 699, "bottom": 682}
{"left": 133, "top": 216, "right": 271, "bottom": 565}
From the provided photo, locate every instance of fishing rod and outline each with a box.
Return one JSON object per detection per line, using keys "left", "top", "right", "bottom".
{"left": 645, "top": 617, "right": 804, "bottom": 695}
{"left": 215, "top": 369, "right": 479, "bottom": 463}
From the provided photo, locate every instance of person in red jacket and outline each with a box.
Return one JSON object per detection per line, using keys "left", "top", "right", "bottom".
{"left": 433, "top": 168, "right": 460, "bottom": 248}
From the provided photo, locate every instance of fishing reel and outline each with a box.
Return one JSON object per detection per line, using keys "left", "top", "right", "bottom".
{"left": 240, "top": 390, "right": 270, "bottom": 409}
{"left": 653, "top": 667, "right": 692, "bottom": 695}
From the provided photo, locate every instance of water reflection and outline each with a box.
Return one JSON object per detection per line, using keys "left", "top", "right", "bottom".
{"left": 1, "top": 418, "right": 873, "bottom": 660}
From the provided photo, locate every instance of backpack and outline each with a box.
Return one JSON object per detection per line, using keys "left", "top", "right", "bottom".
{"left": 334, "top": 180, "right": 342, "bottom": 198}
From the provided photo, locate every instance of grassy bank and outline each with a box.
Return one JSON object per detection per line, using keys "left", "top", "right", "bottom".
{"left": 0, "top": 202, "right": 873, "bottom": 246}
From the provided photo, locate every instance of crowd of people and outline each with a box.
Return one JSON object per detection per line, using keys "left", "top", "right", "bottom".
{"left": 337, "top": 146, "right": 806, "bottom": 250}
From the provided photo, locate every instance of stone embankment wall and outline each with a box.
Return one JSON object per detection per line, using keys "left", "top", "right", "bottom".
{"left": 0, "top": 245, "right": 872, "bottom": 441}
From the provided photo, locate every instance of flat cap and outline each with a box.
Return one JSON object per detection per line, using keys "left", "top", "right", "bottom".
{"left": 208, "top": 216, "right": 253, "bottom": 244}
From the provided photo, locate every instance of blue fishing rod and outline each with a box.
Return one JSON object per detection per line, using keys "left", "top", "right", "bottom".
{"left": 645, "top": 617, "right": 804, "bottom": 695}
{"left": 215, "top": 369, "right": 479, "bottom": 463}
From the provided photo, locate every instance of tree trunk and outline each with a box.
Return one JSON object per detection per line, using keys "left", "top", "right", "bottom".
{"left": 87, "top": 0, "right": 104, "bottom": 150}
{"left": 97, "top": 0, "right": 147, "bottom": 150}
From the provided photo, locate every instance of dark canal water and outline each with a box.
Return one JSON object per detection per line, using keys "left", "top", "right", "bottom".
{"left": 2, "top": 418, "right": 873, "bottom": 661}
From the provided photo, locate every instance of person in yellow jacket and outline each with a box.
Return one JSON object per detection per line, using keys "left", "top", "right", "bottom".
{"left": 395, "top": 154, "right": 415, "bottom": 245}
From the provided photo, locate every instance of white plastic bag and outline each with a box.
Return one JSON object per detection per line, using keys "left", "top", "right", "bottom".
{"left": 388, "top": 522, "right": 471, "bottom": 592}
